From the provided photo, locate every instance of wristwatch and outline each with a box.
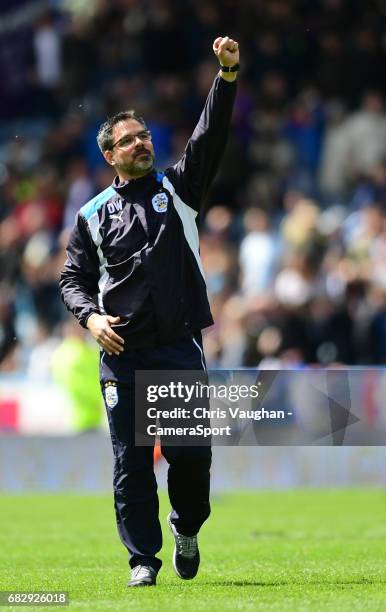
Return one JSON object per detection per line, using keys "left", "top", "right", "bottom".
{"left": 219, "top": 64, "right": 240, "bottom": 72}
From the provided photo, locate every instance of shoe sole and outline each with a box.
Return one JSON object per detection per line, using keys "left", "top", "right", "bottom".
{"left": 167, "top": 513, "right": 195, "bottom": 580}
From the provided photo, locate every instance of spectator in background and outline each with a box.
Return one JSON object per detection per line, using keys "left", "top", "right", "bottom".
{"left": 32, "top": 10, "right": 63, "bottom": 117}
{"left": 51, "top": 317, "right": 102, "bottom": 432}
{"left": 50, "top": 318, "right": 103, "bottom": 433}
{"left": 239, "top": 208, "right": 279, "bottom": 295}
{"left": 283, "top": 88, "right": 325, "bottom": 181}
{"left": 343, "top": 92, "right": 386, "bottom": 183}
{"left": 63, "top": 158, "right": 95, "bottom": 231}
{"left": 318, "top": 100, "right": 348, "bottom": 200}
{"left": 26, "top": 318, "right": 60, "bottom": 382}
{"left": 61, "top": 19, "right": 96, "bottom": 101}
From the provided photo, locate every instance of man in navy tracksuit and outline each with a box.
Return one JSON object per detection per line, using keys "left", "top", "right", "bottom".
{"left": 60, "top": 36, "right": 239, "bottom": 587}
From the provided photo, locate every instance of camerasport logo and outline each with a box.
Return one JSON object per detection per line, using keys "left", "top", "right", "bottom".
{"left": 104, "top": 382, "right": 118, "bottom": 408}
{"left": 151, "top": 192, "right": 168, "bottom": 212}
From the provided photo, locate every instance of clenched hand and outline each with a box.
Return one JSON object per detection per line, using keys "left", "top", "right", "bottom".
{"left": 213, "top": 36, "right": 239, "bottom": 67}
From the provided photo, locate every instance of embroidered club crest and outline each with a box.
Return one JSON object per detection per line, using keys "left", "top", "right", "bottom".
{"left": 151, "top": 192, "right": 168, "bottom": 213}
{"left": 104, "top": 382, "right": 118, "bottom": 408}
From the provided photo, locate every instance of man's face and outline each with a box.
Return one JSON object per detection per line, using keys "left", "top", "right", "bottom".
{"left": 104, "top": 119, "right": 155, "bottom": 179}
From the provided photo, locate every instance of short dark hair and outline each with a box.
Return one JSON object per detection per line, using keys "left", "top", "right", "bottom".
{"left": 96, "top": 110, "right": 148, "bottom": 153}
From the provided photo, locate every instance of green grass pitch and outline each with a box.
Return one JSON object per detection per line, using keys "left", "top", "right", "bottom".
{"left": 1, "top": 490, "right": 386, "bottom": 611}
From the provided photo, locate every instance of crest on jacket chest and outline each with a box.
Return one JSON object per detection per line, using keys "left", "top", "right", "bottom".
{"left": 151, "top": 191, "right": 168, "bottom": 213}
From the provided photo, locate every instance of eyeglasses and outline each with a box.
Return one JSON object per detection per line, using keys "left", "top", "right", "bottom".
{"left": 110, "top": 130, "right": 152, "bottom": 150}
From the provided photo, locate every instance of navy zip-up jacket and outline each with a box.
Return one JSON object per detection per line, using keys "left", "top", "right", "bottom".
{"left": 60, "top": 74, "right": 237, "bottom": 348}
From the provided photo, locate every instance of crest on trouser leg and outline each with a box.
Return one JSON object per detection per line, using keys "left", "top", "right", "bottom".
{"left": 104, "top": 381, "right": 118, "bottom": 408}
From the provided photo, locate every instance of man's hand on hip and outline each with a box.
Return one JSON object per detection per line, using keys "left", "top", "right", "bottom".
{"left": 86, "top": 313, "right": 125, "bottom": 355}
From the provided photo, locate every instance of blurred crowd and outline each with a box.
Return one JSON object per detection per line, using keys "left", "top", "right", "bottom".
{"left": 1, "top": 0, "right": 386, "bottom": 373}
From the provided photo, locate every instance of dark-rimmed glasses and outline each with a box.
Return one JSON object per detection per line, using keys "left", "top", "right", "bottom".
{"left": 110, "top": 130, "right": 152, "bottom": 150}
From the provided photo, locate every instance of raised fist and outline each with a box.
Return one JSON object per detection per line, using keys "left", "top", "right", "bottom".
{"left": 213, "top": 36, "right": 240, "bottom": 67}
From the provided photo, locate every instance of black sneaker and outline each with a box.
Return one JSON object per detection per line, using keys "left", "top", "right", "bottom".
{"left": 128, "top": 565, "right": 157, "bottom": 587}
{"left": 167, "top": 513, "right": 200, "bottom": 580}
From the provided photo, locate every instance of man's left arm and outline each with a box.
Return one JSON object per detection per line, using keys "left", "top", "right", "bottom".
{"left": 166, "top": 36, "right": 239, "bottom": 213}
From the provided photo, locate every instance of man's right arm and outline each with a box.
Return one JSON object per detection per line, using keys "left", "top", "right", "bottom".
{"left": 59, "top": 213, "right": 101, "bottom": 328}
{"left": 60, "top": 214, "right": 125, "bottom": 355}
